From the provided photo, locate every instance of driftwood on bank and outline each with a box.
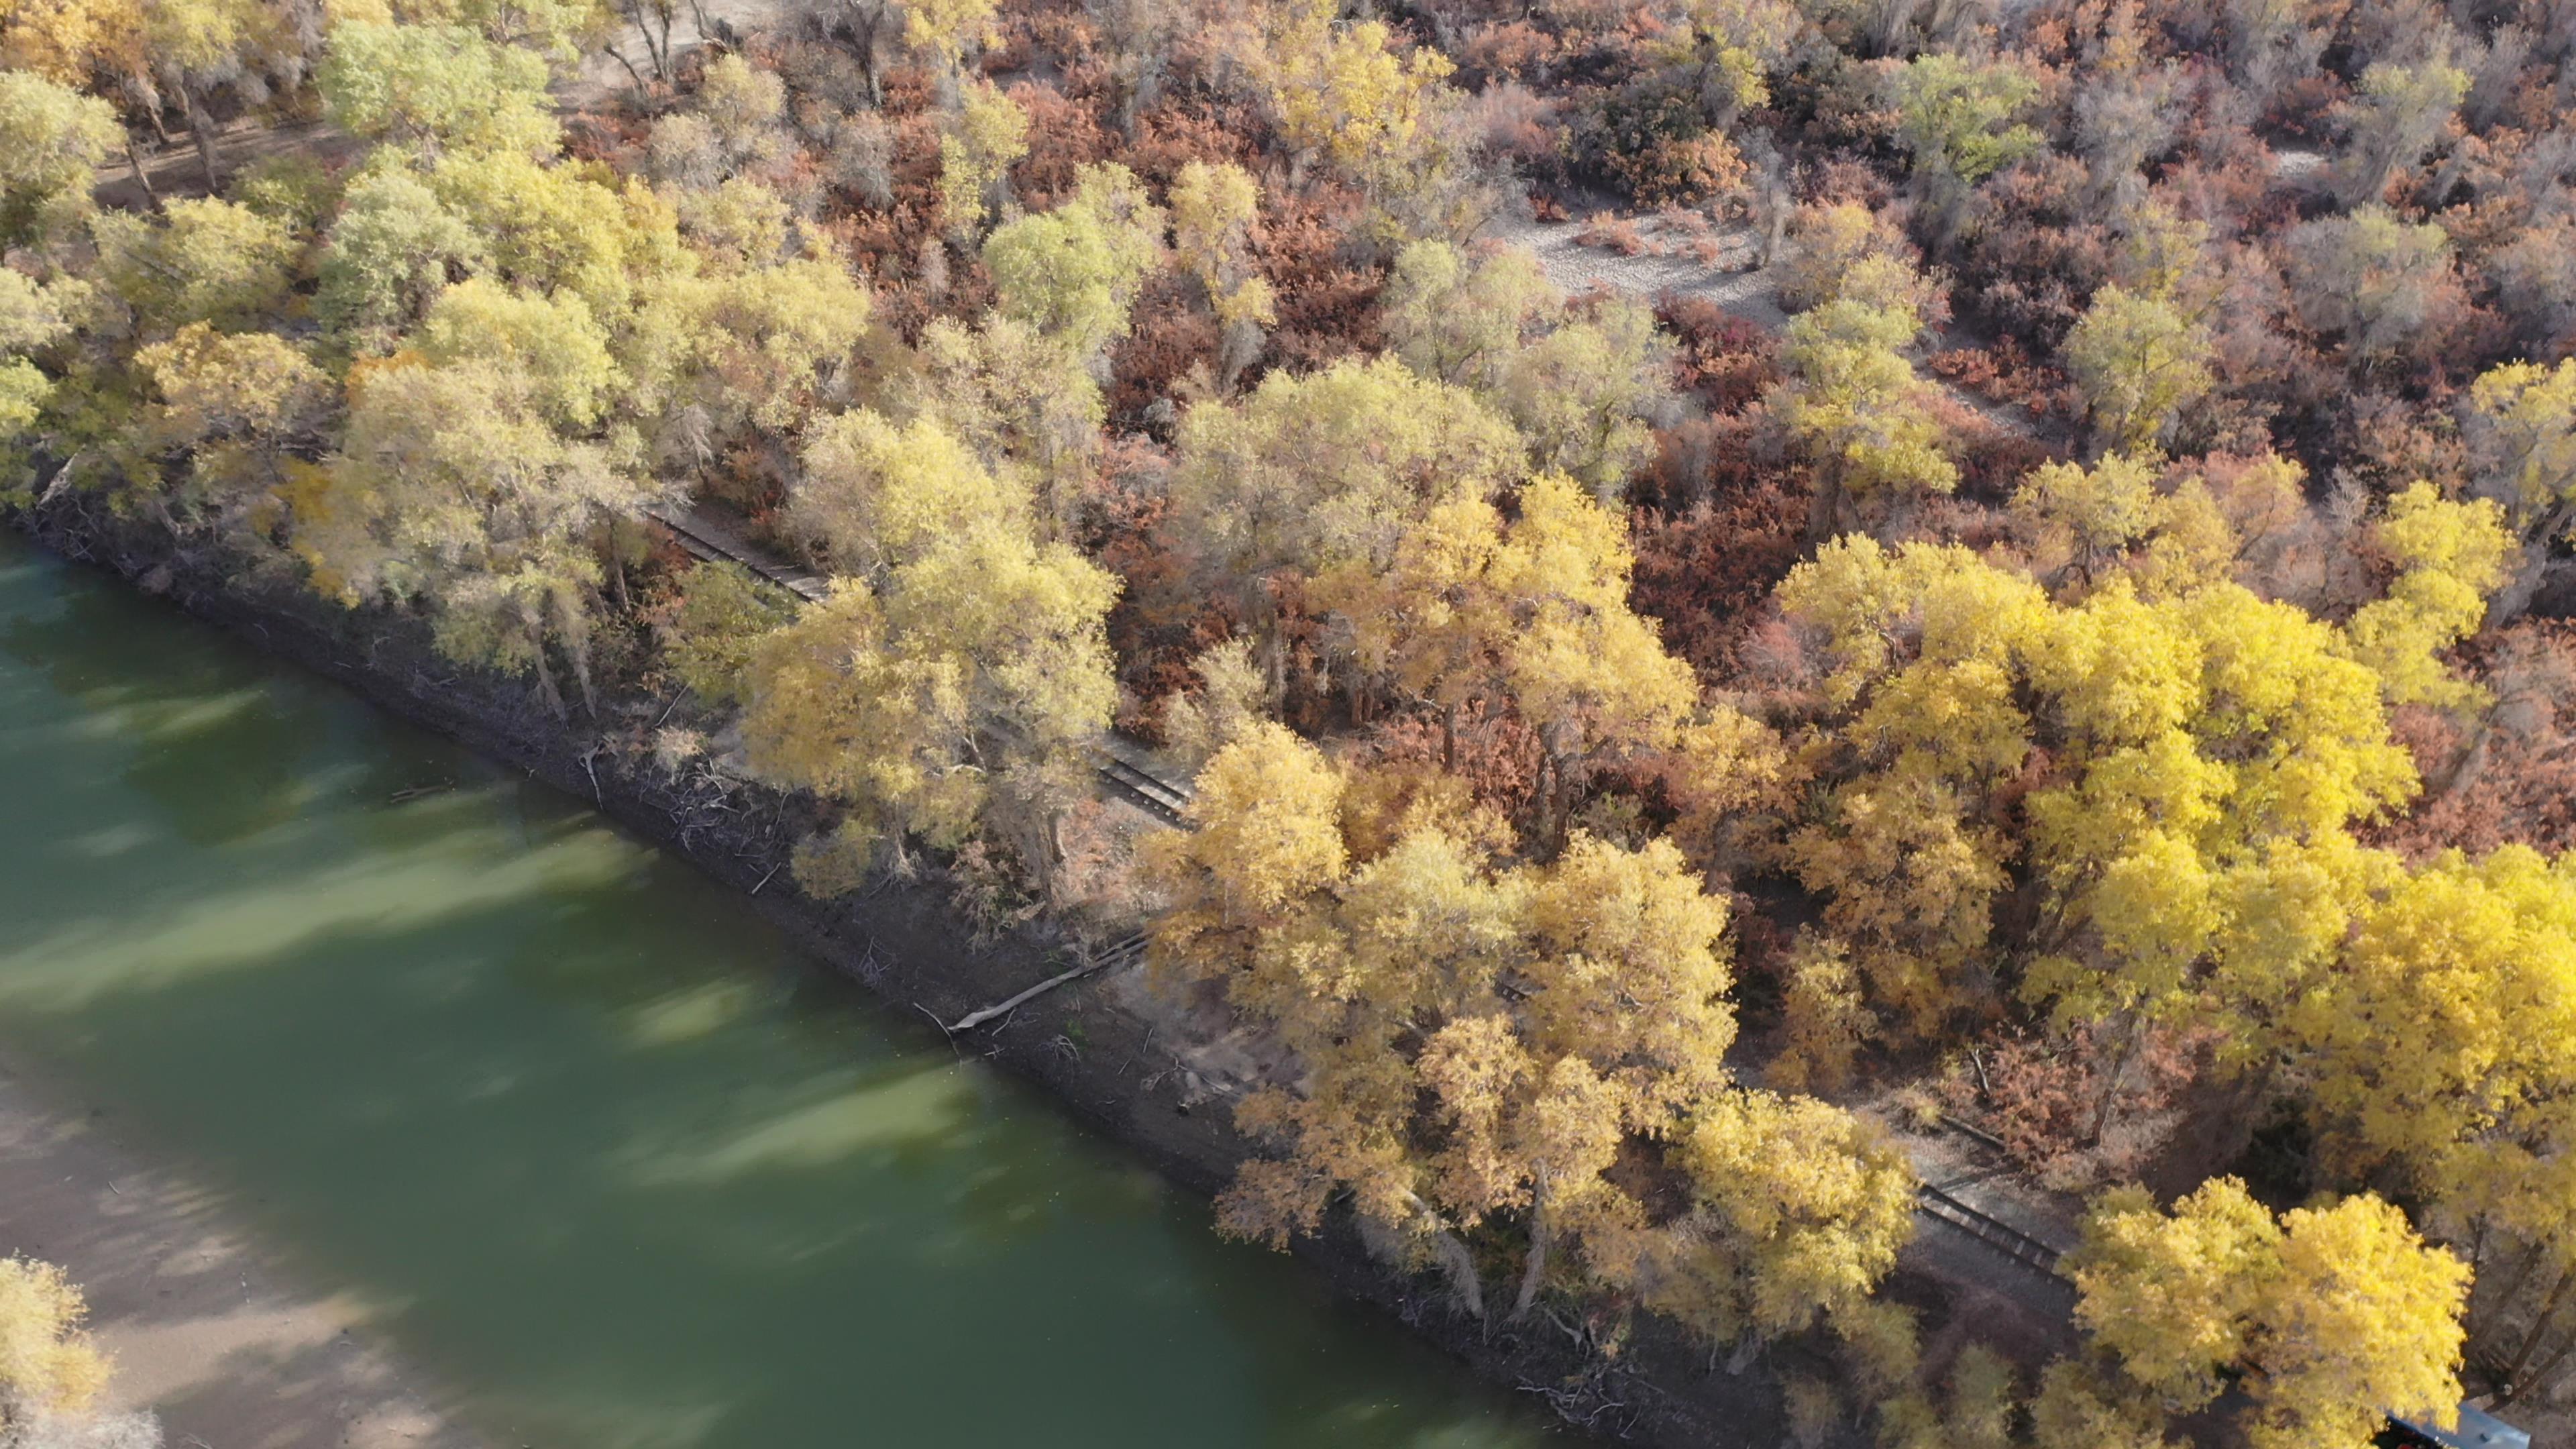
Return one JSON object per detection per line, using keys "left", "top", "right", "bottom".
{"left": 938, "top": 935, "right": 1146, "bottom": 1033}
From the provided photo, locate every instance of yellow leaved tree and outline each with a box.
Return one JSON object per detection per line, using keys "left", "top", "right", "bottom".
{"left": 2062, "top": 1179, "right": 2468, "bottom": 1449}
{"left": 1312, "top": 472, "right": 1699, "bottom": 833}
{"left": 1146, "top": 726, "right": 1907, "bottom": 1345}
{"left": 0, "top": 1257, "right": 111, "bottom": 1423}
{"left": 749, "top": 410, "right": 1118, "bottom": 892}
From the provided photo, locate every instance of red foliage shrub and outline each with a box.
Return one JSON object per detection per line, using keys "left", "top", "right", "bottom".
{"left": 2377, "top": 621, "right": 2576, "bottom": 857}
{"left": 1362, "top": 700, "right": 1548, "bottom": 822}
{"left": 1008, "top": 80, "right": 1116, "bottom": 209}
{"left": 1108, "top": 274, "right": 1223, "bottom": 421}
{"left": 1628, "top": 409, "right": 1811, "bottom": 682}
{"left": 1946, "top": 1020, "right": 2208, "bottom": 1185}
{"left": 1656, "top": 295, "right": 1778, "bottom": 411}
{"left": 1250, "top": 182, "right": 1385, "bottom": 375}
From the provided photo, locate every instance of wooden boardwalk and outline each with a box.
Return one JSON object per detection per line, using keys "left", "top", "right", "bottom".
{"left": 647, "top": 501, "right": 830, "bottom": 601}
{"left": 1914, "top": 1182, "right": 2065, "bottom": 1279}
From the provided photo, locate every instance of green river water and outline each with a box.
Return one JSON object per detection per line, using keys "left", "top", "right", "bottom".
{"left": 0, "top": 534, "right": 1554, "bottom": 1449}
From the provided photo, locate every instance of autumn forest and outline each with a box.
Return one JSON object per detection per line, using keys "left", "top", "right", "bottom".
{"left": 3, "top": 0, "right": 2575, "bottom": 1437}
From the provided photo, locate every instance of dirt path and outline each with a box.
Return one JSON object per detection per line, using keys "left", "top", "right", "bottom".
{"left": 1483, "top": 213, "right": 1792, "bottom": 330}
{"left": 0, "top": 1055, "right": 479, "bottom": 1449}
{"left": 1482, "top": 209, "right": 2058, "bottom": 444}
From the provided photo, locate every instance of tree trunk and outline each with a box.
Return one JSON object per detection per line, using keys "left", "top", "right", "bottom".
{"left": 180, "top": 83, "right": 220, "bottom": 194}
{"left": 1397, "top": 1191, "right": 1487, "bottom": 1322}
{"left": 1259, "top": 607, "right": 1288, "bottom": 712}
{"left": 2439, "top": 716, "right": 2495, "bottom": 801}
{"left": 1527, "top": 751, "right": 1556, "bottom": 846}
{"left": 2490, "top": 498, "right": 2576, "bottom": 629}
{"left": 1805, "top": 469, "right": 1845, "bottom": 547}
{"left": 2499, "top": 1258, "right": 2576, "bottom": 1395}
{"left": 557, "top": 592, "right": 598, "bottom": 718}
{"left": 945, "top": 951, "right": 1115, "bottom": 1032}
{"left": 1546, "top": 740, "right": 1580, "bottom": 850}
{"left": 1042, "top": 807, "right": 1067, "bottom": 902}
{"left": 855, "top": 11, "right": 884, "bottom": 105}
{"left": 530, "top": 641, "right": 569, "bottom": 720}
{"left": 2506, "top": 1321, "right": 2576, "bottom": 1407}
{"left": 124, "top": 133, "right": 160, "bottom": 210}
{"left": 2474, "top": 1236, "right": 2555, "bottom": 1354}
{"left": 2087, "top": 1011, "right": 2143, "bottom": 1146}
{"left": 1430, "top": 1228, "right": 1486, "bottom": 1323}
{"left": 1442, "top": 700, "right": 1458, "bottom": 773}
{"left": 604, "top": 43, "right": 653, "bottom": 95}
{"left": 623, "top": 0, "right": 671, "bottom": 79}
{"left": 1511, "top": 1183, "right": 1553, "bottom": 1321}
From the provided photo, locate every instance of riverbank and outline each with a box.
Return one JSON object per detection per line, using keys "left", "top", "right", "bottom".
{"left": 0, "top": 1056, "right": 475, "bottom": 1449}
{"left": 7, "top": 502, "right": 1821, "bottom": 1448}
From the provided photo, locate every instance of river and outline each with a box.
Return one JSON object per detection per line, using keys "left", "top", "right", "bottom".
{"left": 0, "top": 534, "right": 1556, "bottom": 1449}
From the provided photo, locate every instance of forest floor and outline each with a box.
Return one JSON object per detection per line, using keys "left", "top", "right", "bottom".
{"left": 0, "top": 1055, "right": 478, "bottom": 1449}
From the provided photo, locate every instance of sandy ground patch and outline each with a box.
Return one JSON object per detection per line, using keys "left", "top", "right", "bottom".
{"left": 0, "top": 1057, "right": 479, "bottom": 1449}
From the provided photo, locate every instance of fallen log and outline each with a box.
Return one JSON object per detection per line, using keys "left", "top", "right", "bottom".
{"left": 943, "top": 955, "right": 1117, "bottom": 1034}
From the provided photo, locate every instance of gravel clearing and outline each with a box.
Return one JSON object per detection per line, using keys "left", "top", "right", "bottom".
{"left": 1481, "top": 214, "right": 1792, "bottom": 330}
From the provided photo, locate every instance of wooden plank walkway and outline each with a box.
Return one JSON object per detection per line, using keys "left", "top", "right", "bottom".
{"left": 646, "top": 501, "right": 830, "bottom": 601}
{"left": 1913, "top": 1182, "right": 2065, "bottom": 1279}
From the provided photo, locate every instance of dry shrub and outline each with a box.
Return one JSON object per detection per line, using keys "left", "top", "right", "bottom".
{"left": 1087, "top": 439, "right": 1242, "bottom": 727}
{"left": 2377, "top": 621, "right": 2576, "bottom": 857}
{"left": 1951, "top": 424, "right": 2061, "bottom": 503}
{"left": 1107, "top": 272, "right": 1222, "bottom": 420}
{"left": 1611, "top": 129, "right": 1748, "bottom": 208}
{"left": 1461, "top": 23, "right": 1560, "bottom": 82}
{"left": 1248, "top": 182, "right": 1383, "bottom": 374}
{"left": 1657, "top": 294, "right": 1778, "bottom": 410}
{"left": 1926, "top": 338, "right": 2068, "bottom": 415}
{"left": 1947, "top": 1020, "right": 2206, "bottom": 1189}
{"left": 1360, "top": 699, "right": 1546, "bottom": 823}
{"left": 1629, "top": 413, "right": 1811, "bottom": 681}
{"left": 1121, "top": 96, "right": 1263, "bottom": 185}
{"left": 949, "top": 838, "right": 1040, "bottom": 943}
{"left": 1576, "top": 213, "right": 1651, "bottom": 254}
{"left": 1008, "top": 80, "right": 1116, "bottom": 208}
{"left": 1472, "top": 78, "right": 1562, "bottom": 172}
{"left": 1051, "top": 797, "right": 1148, "bottom": 923}
{"left": 2263, "top": 72, "right": 2349, "bottom": 139}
